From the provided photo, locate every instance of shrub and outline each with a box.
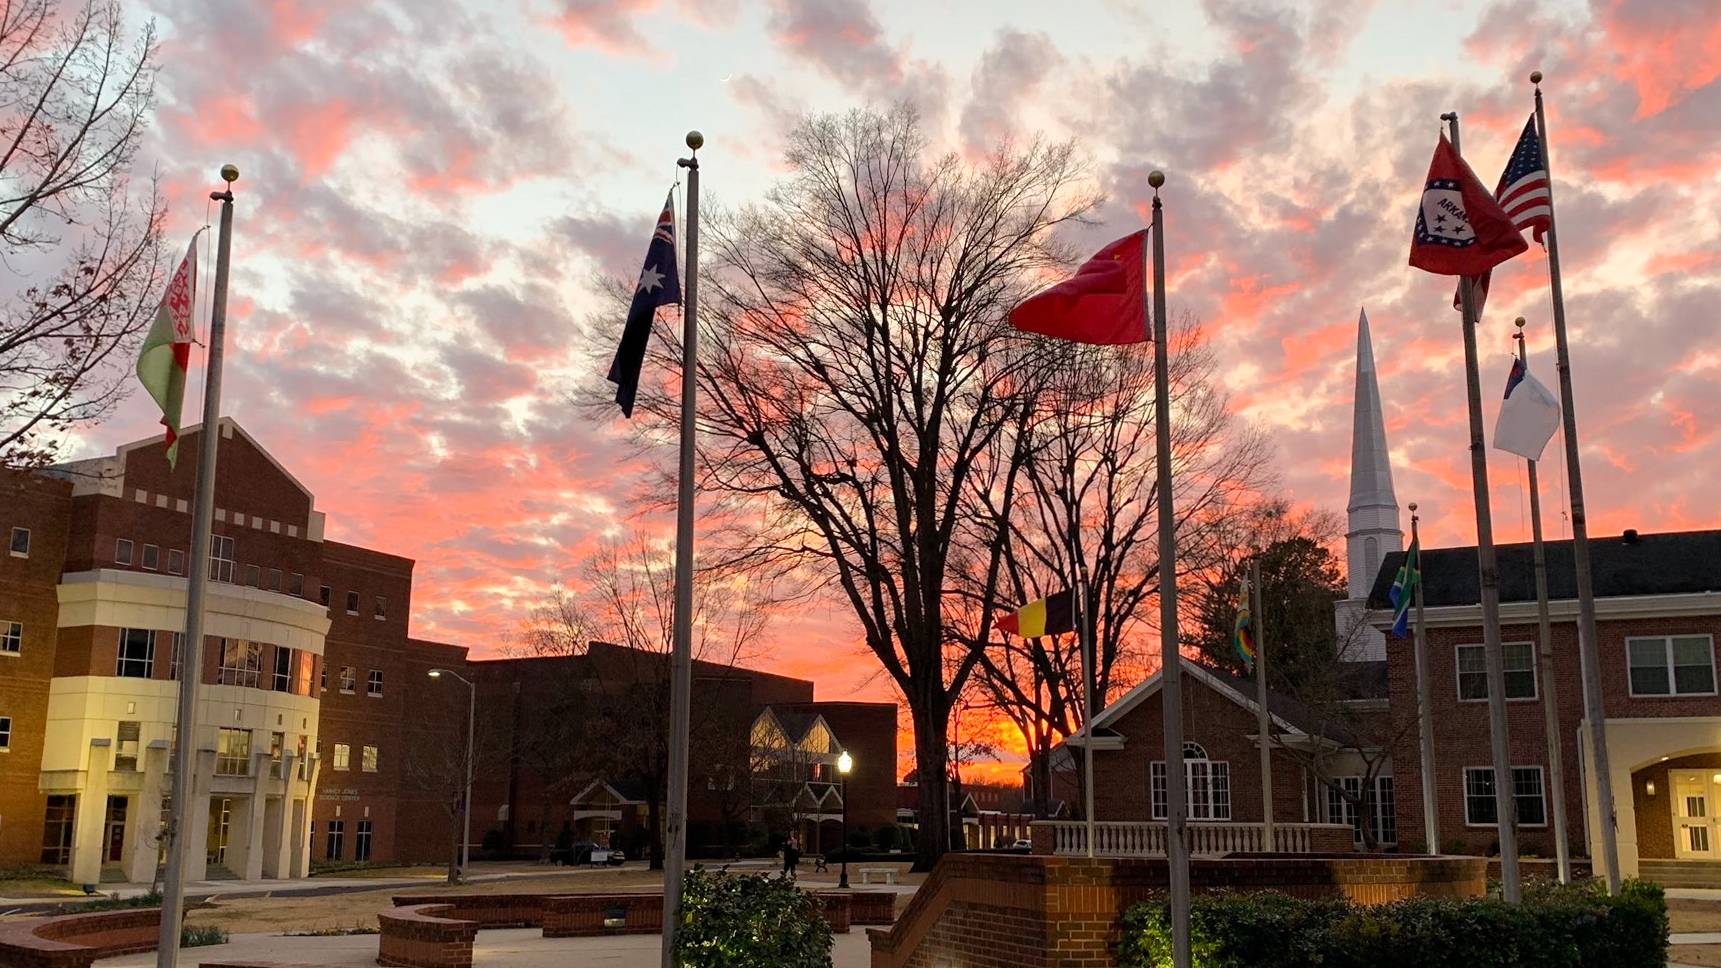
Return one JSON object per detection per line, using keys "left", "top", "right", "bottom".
{"left": 65, "top": 891, "right": 162, "bottom": 913}
{"left": 674, "top": 866, "right": 833, "bottom": 968}
{"left": 1116, "top": 879, "right": 1666, "bottom": 968}
{"left": 181, "top": 925, "right": 228, "bottom": 948}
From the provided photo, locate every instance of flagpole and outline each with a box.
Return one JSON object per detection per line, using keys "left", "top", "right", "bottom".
{"left": 1251, "top": 557, "right": 1274, "bottom": 849}
{"left": 1532, "top": 70, "right": 1620, "bottom": 894}
{"left": 155, "top": 165, "right": 238, "bottom": 968}
{"left": 1148, "top": 170, "right": 1192, "bottom": 968}
{"left": 1515, "top": 317, "right": 1572, "bottom": 883}
{"left": 1441, "top": 112, "right": 1521, "bottom": 903}
{"left": 660, "top": 130, "right": 702, "bottom": 968}
{"left": 1410, "top": 505, "right": 1439, "bottom": 855}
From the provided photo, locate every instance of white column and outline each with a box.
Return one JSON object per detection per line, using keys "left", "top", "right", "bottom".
{"left": 229, "top": 748, "right": 270, "bottom": 879}
{"left": 294, "top": 755, "right": 321, "bottom": 877}
{"left": 70, "top": 739, "right": 114, "bottom": 886}
{"left": 126, "top": 742, "right": 170, "bottom": 883}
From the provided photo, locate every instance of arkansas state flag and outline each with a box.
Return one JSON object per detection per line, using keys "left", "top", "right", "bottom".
{"left": 1408, "top": 134, "right": 1528, "bottom": 277}
{"left": 1008, "top": 230, "right": 1148, "bottom": 344}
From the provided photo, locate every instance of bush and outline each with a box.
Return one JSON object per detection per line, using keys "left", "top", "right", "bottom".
{"left": 1116, "top": 879, "right": 1667, "bottom": 968}
{"left": 181, "top": 925, "right": 228, "bottom": 948}
{"left": 674, "top": 866, "right": 833, "bottom": 968}
{"left": 64, "top": 891, "right": 162, "bottom": 913}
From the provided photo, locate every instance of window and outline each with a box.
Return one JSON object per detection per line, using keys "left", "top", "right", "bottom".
{"left": 244, "top": 563, "right": 261, "bottom": 587}
{"left": 266, "top": 568, "right": 282, "bottom": 592}
{"left": 115, "top": 721, "right": 140, "bottom": 771}
{"left": 345, "top": 591, "right": 359, "bottom": 615}
{"left": 333, "top": 743, "right": 351, "bottom": 771}
{"left": 116, "top": 628, "right": 156, "bottom": 678}
{"left": 362, "top": 745, "right": 378, "bottom": 773}
{"left": 367, "top": 670, "right": 383, "bottom": 697}
{"left": 9, "top": 527, "right": 29, "bottom": 557}
{"left": 169, "top": 633, "right": 184, "bottom": 681}
{"left": 325, "top": 819, "right": 345, "bottom": 860}
{"left": 320, "top": 665, "right": 328, "bottom": 692}
{"left": 355, "top": 820, "right": 373, "bottom": 862}
{"left": 0, "top": 715, "right": 11, "bottom": 750}
{"left": 272, "top": 647, "right": 293, "bottom": 692}
{"left": 2, "top": 621, "right": 20, "bottom": 655}
{"left": 296, "top": 734, "right": 310, "bottom": 780}
{"left": 1464, "top": 766, "right": 1547, "bottom": 827}
{"left": 1327, "top": 776, "right": 1396, "bottom": 845}
{"left": 1149, "top": 743, "right": 1231, "bottom": 821}
{"left": 115, "top": 538, "right": 133, "bottom": 565}
{"left": 217, "top": 638, "right": 263, "bottom": 688}
{"left": 1456, "top": 642, "right": 1537, "bottom": 701}
{"left": 294, "top": 651, "right": 315, "bottom": 696}
{"left": 339, "top": 666, "right": 356, "bottom": 693}
{"left": 1628, "top": 635, "right": 1717, "bottom": 697}
{"left": 215, "top": 727, "right": 252, "bottom": 776}
{"left": 168, "top": 548, "right": 185, "bottom": 575}
{"left": 210, "top": 534, "right": 235, "bottom": 583}
{"left": 41, "top": 795, "right": 75, "bottom": 864}
{"left": 319, "top": 584, "right": 332, "bottom": 607}
{"left": 290, "top": 573, "right": 304, "bottom": 597}
{"left": 374, "top": 596, "right": 386, "bottom": 620}
{"left": 269, "top": 731, "right": 285, "bottom": 779}
{"left": 141, "top": 544, "right": 160, "bottom": 571}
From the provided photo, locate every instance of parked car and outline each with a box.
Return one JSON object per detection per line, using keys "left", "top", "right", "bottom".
{"left": 550, "top": 841, "right": 627, "bottom": 866}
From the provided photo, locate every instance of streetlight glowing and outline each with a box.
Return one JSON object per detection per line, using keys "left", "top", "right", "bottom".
{"left": 428, "top": 669, "right": 442, "bottom": 678}
{"left": 837, "top": 750, "right": 853, "bottom": 775}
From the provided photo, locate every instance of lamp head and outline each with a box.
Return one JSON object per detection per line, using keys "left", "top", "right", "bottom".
{"left": 428, "top": 669, "right": 443, "bottom": 678}
{"left": 837, "top": 750, "right": 853, "bottom": 775}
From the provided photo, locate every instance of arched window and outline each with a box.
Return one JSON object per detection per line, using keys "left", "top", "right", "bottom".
{"left": 1150, "top": 742, "right": 1231, "bottom": 821}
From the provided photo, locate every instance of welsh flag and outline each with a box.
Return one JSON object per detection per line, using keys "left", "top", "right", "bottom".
{"left": 136, "top": 239, "right": 197, "bottom": 467}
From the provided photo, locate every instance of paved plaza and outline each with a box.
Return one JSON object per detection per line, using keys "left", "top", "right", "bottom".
{"left": 95, "top": 928, "right": 876, "bottom": 967}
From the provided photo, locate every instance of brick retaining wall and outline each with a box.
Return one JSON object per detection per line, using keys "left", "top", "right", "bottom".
{"left": 376, "top": 904, "right": 477, "bottom": 968}
{"left": 540, "top": 894, "right": 665, "bottom": 938}
{"left": 0, "top": 907, "right": 162, "bottom": 968}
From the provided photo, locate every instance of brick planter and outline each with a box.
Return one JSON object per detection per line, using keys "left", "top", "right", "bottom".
{"left": 388, "top": 894, "right": 549, "bottom": 929}
{"left": 838, "top": 890, "right": 897, "bottom": 926}
{"left": 0, "top": 907, "right": 162, "bottom": 968}
{"left": 376, "top": 904, "right": 477, "bottom": 968}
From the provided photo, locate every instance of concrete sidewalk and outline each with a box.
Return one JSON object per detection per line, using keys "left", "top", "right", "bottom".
{"left": 94, "top": 927, "right": 874, "bottom": 967}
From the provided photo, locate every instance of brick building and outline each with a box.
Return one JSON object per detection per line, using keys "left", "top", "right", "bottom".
{"left": 0, "top": 420, "right": 895, "bottom": 882}
{"left": 1371, "top": 528, "right": 1721, "bottom": 875}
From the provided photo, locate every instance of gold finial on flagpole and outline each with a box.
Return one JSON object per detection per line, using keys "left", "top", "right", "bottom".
{"left": 1530, "top": 70, "right": 1543, "bottom": 85}
{"left": 685, "top": 130, "right": 704, "bottom": 151}
{"left": 220, "top": 164, "right": 239, "bottom": 183}
{"left": 1148, "top": 169, "right": 1165, "bottom": 192}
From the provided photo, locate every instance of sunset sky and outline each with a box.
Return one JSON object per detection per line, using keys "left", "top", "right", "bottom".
{"left": 68, "top": 0, "right": 1719, "bottom": 775}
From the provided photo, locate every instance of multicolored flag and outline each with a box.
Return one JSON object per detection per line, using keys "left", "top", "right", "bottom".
{"left": 607, "top": 191, "right": 682, "bottom": 417}
{"left": 997, "top": 589, "right": 1075, "bottom": 638}
{"left": 1457, "top": 115, "right": 1553, "bottom": 316}
{"left": 1408, "top": 133, "right": 1529, "bottom": 277}
{"left": 135, "top": 238, "right": 198, "bottom": 467}
{"left": 1493, "top": 356, "right": 1561, "bottom": 460}
{"left": 1008, "top": 230, "right": 1149, "bottom": 344}
{"left": 1232, "top": 577, "right": 1256, "bottom": 669}
{"left": 1389, "top": 537, "right": 1421, "bottom": 638}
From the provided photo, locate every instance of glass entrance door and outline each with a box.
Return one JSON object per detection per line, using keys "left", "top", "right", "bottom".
{"left": 1672, "top": 771, "right": 1721, "bottom": 860}
{"left": 104, "top": 796, "right": 128, "bottom": 863}
{"left": 207, "top": 797, "right": 233, "bottom": 865}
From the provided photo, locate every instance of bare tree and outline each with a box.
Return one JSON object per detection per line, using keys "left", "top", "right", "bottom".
{"left": 518, "top": 536, "right": 769, "bottom": 869}
{"left": 1, "top": 0, "right": 165, "bottom": 466}
{"left": 959, "top": 322, "right": 1271, "bottom": 815}
{"left": 399, "top": 690, "right": 511, "bottom": 884}
{"left": 633, "top": 106, "right": 1097, "bottom": 869}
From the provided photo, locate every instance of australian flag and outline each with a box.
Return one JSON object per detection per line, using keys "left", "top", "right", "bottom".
{"left": 607, "top": 191, "right": 681, "bottom": 417}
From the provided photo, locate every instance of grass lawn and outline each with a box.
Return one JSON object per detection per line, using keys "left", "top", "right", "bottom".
{"left": 0, "top": 873, "right": 85, "bottom": 899}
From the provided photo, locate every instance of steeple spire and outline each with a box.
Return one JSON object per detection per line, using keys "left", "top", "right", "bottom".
{"left": 1345, "top": 308, "right": 1403, "bottom": 599}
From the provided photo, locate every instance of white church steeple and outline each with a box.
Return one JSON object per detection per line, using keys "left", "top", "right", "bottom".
{"left": 1345, "top": 308, "right": 1403, "bottom": 599}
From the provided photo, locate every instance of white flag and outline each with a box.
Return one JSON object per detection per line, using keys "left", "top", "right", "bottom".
{"left": 1493, "top": 356, "right": 1561, "bottom": 460}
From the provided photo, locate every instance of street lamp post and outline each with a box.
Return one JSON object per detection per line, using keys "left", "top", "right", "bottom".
{"left": 837, "top": 750, "right": 853, "bottom": 889}
{"left": 429, "top": 668, "right": 475, "bottom": 881}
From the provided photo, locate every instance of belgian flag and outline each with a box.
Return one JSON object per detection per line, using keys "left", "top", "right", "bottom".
{"left": 997, "top": 590, "right": 1075, "bottom": 638}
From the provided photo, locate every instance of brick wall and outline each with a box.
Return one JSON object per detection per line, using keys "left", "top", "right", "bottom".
{"left": 1630, "top": 751, "right": 1721, "bottom": 859}
{"left": 870, "top": 853, "right": 1486, "bottom": 968}
{"left": 1387, "top": 610, "right": 1721, "bottom": 856}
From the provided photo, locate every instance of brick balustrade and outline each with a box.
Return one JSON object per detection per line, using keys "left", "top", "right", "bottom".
{"left": 388, "top": 894, "right": 550, "bottom": 929}
{"left": 869, "top": 852, "right": 1488, "bottom": 968}
{"left": 540, "top": 894, "right": 665, "bottom": 938}
{"left": 0, "top": 907, "right": 162, "bottom": 968}
{"left": 842, "top": 891, "right": 898, "bottom": 926}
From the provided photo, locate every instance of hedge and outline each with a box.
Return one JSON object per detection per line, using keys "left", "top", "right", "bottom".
{"left": 673, "top": 866, "right": 834, "bottom": 967}
{"left": 1116, "top": 879, "right": 1667, "bottom": 968}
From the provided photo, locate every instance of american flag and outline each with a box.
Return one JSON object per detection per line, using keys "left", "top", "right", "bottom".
{"left": 1456, "top": 115, "right": 1549, "bottom": 317}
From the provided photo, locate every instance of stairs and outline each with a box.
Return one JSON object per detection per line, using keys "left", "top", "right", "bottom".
{"left": 203, "top": 863, "right": 239, "bottom": 881}
{"left": 1639, "top": 859, "right": 1721, "bottom": 889}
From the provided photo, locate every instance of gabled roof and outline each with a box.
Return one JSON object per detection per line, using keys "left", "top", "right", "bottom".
{"left": 569, "top": 778, "right": 647, "bottom": 806}
{"left": 1367, "top": 528, "right": 1721, "bottom": 609}
{"left": 1088, "top": 661, "right": 1302, "bottom": 737}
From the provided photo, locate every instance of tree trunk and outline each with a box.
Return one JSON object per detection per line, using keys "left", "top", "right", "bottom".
{"left": 537, "top": 790, "right": 555, "bottom": 864}
{"left": 911, "top": 704, "right": 952, "bottom": 872}
{"left": 446, "top": 804, "right": 460, "bottom": 884}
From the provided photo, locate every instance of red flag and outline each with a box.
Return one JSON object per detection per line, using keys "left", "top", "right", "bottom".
{"left": 1408, "top": 133, "right": 1528, "bottom": 277}
{"left": 1008, "top": 230, "right": 1148, "bottom": 344}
